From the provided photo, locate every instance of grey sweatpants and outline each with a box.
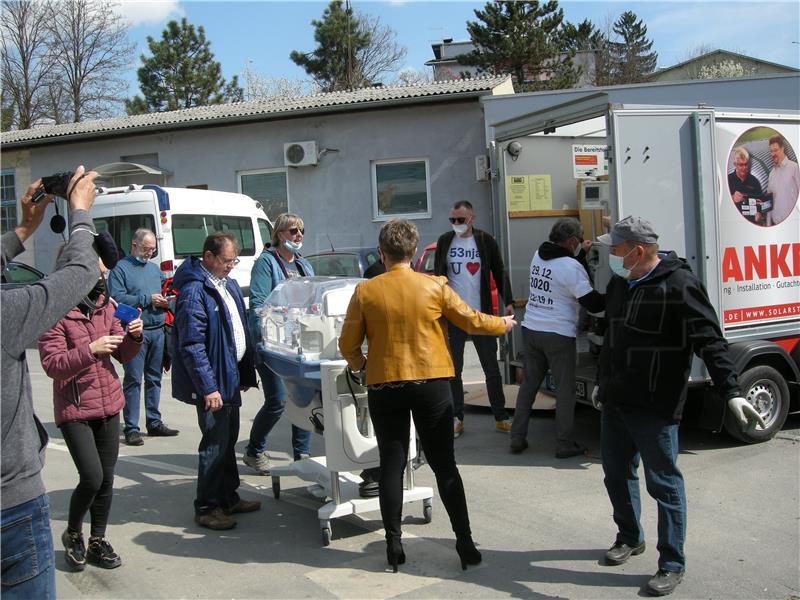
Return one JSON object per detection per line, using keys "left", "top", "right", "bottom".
{"left": 510, "top": 328, "right": 577, "bottom": 446}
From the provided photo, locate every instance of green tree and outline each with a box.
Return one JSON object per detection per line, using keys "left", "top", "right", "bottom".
{"left": 608, "top": 11, "right": 657, "bottom": 84}
{"left": 461, "top": 1, "right": 581, "bottom": 92}
{"left": 290, "top": 0, "right": 405, "bottom": 92}
{"left": 127, "top": 18, "right": 242, "bottom": 114}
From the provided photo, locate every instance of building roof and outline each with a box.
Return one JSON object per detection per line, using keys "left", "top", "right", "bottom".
{"left": 1, "top": 75, "right": 513, "bottom": 149}
{"left": 649, "top": 49, "right": 799, "bottom": 80}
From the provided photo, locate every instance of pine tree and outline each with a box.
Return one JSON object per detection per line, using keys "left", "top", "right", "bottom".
{"left": 608, "top": 11, "right": 657, "bottom": 84}
{"left": 126, "top": 18, "right": 242, "bottom": 114}
{"left": 290, "top": 0, "right": 404, "bottom": 92}
{"left": 461, "top": 1, "right": 581, "bottom": 92}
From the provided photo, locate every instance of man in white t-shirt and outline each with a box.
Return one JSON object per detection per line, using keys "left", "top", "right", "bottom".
{"left": 510, "top": 218, "right": 605, "bottom": 458}
{"left": 434, "top": 201, "right": 514, "bottom": 438}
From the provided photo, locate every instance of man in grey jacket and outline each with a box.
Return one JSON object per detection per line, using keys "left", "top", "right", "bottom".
{"left": 1, "top": 167, "right": 100, "bottom": 599}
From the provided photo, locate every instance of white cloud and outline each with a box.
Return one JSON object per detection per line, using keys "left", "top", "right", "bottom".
{"left": 113, "top": 0, "right": 184, "bottom": 27}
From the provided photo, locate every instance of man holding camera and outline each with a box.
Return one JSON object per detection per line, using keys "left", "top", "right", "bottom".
{"left": 109, "top": 228, "right": 179, "bottom": 446}
{"left": 1, "top": 167, "right": 100, "bottom": 599}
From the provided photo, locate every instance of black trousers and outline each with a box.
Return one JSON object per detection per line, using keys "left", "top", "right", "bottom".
{"left": 60, "top": 412, "right": 120, "bottom": 538}
{"left": 368, "top": 379, "right": 471, "bottom": 540}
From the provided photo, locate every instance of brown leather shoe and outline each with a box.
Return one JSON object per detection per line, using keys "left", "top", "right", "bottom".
{"left": 194, "top": 508, "right": 236, "bottom": 530}
{"left": 223, "top": 499, "right": 261, "bottom": 515}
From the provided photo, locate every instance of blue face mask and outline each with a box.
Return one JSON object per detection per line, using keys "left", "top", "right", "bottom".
{"left": 135, "top": 255, "right": 149, "bottom": 264}
{"left": 284, "top": 239, "right": 302, "bottom": 254}
{"left": 609, "top": 247, "right": 638, "bottom": 279}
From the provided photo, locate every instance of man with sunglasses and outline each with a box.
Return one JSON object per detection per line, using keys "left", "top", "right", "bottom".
{"left": 109, "top": 228, "right": 179, "bottom": 446}
{"left": 434, "top": 200, "right": 514, "bottom": 437}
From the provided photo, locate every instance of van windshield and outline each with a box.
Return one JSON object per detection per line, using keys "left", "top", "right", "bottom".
{"left": 94, "top": 215, "right": 158, "bottom": 258}
{"left": 172, "top": 214, "right": 255, "bottom": 258}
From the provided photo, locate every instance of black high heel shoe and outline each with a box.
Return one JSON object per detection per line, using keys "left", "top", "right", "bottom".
{"left": 386, "top": 538, "right": 406, "bottom": 573}
{"left": 455, "top": 537, "right": 481, "bottom": 570}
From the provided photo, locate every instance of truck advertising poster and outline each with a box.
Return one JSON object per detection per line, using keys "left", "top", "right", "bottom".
{"left": 716, "top": 121, "right": 800, "bottom": 329}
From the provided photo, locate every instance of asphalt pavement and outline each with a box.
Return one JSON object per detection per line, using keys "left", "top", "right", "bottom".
{"left": 24, "top": 348, "right": 800, "bottom": 600}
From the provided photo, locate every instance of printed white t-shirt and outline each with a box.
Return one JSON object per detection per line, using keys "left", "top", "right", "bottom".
{"left": 522, "top": 252, "right": 593, "bottom": 338}
{"left": 446, "top": 234, "right": 482, "bottom": 311}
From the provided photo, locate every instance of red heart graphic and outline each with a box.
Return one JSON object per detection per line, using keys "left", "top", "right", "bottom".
{"left": 466, "top": 262, "right": 480, "bottom": 275}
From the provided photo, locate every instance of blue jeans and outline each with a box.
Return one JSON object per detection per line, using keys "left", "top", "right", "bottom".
{"left": 448, "top": 323, "right": 508, "bottom": 422}
{"left": 195, "top": 404, "right": 241, "bottom": 515}
{"left": 1, "top": 494, "right": 56, "bottom": 599}
{"left": 601, "top": 405, "right": 686, "bottom": 572}
{"left": 123, "top": 327, "right": 164, "bottom": 433}
{"left": 246, "top": 361, "right": 311, "bottom": 460}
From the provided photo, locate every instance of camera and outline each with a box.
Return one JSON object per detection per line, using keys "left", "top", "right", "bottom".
{"left": 30, "top": 171, "right": 75, "bottom": 204}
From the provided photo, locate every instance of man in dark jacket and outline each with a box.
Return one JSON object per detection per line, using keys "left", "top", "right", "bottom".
{"left": 434, "top": 200, "right": 513, "bottom": 438}
{"left": 1, "top": 167, "right": 100, "bottom": 599}
{"left": 172, "top": 232, "right": 258, "bottom": 531}
{"left": 595, "top": 216, "right": 763, "bottom": 596}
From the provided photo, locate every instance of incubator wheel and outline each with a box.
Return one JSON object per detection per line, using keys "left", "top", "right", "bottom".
{"left": 423, "top": 499, "right": 433, "bottom": 523}
{"left": 321, "top": 523, "right": 332, "bottom": 546}
{"left": 271, "top": 476, "right": 280, "bottom": 499}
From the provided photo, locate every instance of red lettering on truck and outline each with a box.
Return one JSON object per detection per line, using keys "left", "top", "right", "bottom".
{"left": 722, "top": 243, "right": 800, "bottom": 282}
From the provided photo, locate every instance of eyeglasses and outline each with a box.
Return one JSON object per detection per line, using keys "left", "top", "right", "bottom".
{"left": 287, "top": 227, "right": 305, "bottom": 235}
{"left": 215, "top": 255, "right": 240, "bottom": 266}
{"left": 449, "top": 217, "right": 468, "bottom": 225}
{"left": 135, "top": 243, "right": 156, "bottom": 255}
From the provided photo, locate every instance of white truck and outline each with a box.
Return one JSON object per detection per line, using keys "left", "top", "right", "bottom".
{"left": 91, "top": 185, "right": 273, "bottom": 300}
{"left": 486, "top": 90, "right": 799, "bottom": 443}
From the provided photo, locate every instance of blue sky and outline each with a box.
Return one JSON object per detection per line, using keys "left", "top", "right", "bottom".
{"left": 116, "top": 0, "right": 800, "bottom": 97}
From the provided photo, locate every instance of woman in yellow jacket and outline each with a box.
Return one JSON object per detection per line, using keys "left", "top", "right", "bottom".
{"left": 339, "top": 219, "right": 516, "bottom": 572}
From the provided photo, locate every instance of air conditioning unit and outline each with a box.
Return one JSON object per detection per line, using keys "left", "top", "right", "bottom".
{"left": 283, "top": 141, "right": 318, "bottom": 167}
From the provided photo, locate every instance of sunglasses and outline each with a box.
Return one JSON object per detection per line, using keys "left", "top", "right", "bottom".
{"left": 287, "top": 227, "right": 305, "bottom": 235}
{"left": 449, "top": 217, "right": 468, "bottom": 225}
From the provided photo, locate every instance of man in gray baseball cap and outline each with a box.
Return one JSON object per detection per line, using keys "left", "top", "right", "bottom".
{"left": 594, "top": 215, "right": 763, "bottom": 596}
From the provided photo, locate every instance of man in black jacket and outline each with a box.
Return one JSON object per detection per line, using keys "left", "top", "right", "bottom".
{"left": 434, "top": 200, "right": 513, "bottom": 437}
{"left": 595, "top": 216, "right": 764, "bottom": 596}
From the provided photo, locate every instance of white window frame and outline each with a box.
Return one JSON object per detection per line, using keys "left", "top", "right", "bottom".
{"left": 237, "top": 167, "right": 290, "bottom": 218}
{"left": 371, "top": 157, "right": 432, "bottom": 221}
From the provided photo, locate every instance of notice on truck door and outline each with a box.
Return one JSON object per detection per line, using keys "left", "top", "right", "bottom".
{"left": 572, "top": 144, "right": 608, "bottom": 179}
{"left": 716, "top": 121, "right": 800, "bottom": 328}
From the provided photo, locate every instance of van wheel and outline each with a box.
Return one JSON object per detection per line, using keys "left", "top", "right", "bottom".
{"left": 724, "top": 365, "right": 790, "bottom": 443}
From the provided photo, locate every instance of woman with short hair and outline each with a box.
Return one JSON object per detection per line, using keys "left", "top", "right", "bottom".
{"left": 339, "top": 219, "right": 516, "bottom": 572}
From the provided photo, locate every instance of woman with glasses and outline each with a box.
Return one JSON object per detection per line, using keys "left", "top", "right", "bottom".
{"left": 339, "top": 219, "right": 516, "bottom": 573}
{"left": 243, "top": 213, "right": 314, "bottom": 474}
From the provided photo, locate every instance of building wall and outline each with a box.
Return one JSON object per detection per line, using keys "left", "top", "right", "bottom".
{"left": 11, "top": 101, "right": 494, "bottom": 272}
{"left": 651, "top": 55, "right": 797, "bottom": 82}
{"left": 1, "top": 149, "right": 37, "bottom": 267}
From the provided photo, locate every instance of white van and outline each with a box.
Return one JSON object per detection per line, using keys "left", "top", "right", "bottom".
{"left": 91, "top": 185, "right": 273, "bottom": 299}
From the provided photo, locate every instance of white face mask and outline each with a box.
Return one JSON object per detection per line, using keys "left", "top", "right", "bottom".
{"left": 284, "top": 239, "right": 302, "bottom": 254}
{"left": 452, "top": 224, "right": 468, "bottom": 236}
{"left": 573, "top": 239, "right": 582, "bottom": 257}
{"left": 609, "top": 247, "right": 639, "bottom": 279}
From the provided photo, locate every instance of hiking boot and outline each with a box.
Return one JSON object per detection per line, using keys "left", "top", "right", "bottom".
{"left": 605, "top": 540, "right": 646, "bottom": 565}
{"left": 555, "top": 441, "right": 588, "bottom": 459}
{"left": 510, "top": 438, "right": 529, "bottom": 454}
{"left": 124, "top": 431, "right": 143, "bottom": 446}
{"left": 495, "top": 419, "right": 512, "bottom": 433}
{"left": 86, "top": 537, "right": 121, "bottom": 569}
{"left": 147, "top": 423, "right": 179, "bottom": 437}
{"left": 223, "top": 499, "right": 261, "bottom": 515}
{"left": 242, "top": 452, "right": 271, "bottom": 475}
{"left": 453, "top": 417, "right": 464, "bottom": 438}
{"left": 61, "top": 529, "right": 86, "bottom": 571}
{"left": 646, "top": 569, "right": 684, "bottom": 596}
{"left": 195, "top": 508, "right": 237, "bottom": 530}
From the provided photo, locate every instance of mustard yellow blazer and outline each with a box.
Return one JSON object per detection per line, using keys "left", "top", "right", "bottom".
{"left": 338, "top": 264, "right": 506, "bottom": 385}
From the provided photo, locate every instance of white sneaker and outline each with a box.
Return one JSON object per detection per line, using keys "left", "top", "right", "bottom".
{"left": 454, "top": 417, "right": 464, "bottom": 438}
{"left": 242, "top": 452, "right": 271, "bottom": 475}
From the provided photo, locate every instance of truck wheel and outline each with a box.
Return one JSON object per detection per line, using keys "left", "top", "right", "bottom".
{"left": 724, "top": 365, "right": 790, "bottom": 443}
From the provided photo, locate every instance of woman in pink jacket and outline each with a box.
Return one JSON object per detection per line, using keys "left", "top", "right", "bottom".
{"left": 38, "top": 260, "right": 143, "bottom": 572}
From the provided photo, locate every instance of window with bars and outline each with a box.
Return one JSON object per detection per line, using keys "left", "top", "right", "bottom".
{"left": 1, "top": 169, "right": 17, "bottom": 234}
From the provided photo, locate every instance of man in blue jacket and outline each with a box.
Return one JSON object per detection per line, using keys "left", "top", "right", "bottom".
{"left": 108, "top": 228, "right": 178, "bottom": 446}
{"left": 171, "top": 232, "right": 259, "bottom": 530}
